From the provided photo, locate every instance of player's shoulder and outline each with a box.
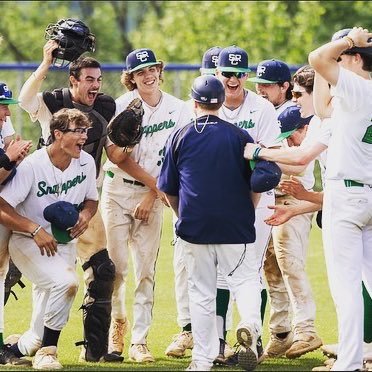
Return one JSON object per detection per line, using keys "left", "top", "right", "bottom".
{"left": 161, "top": 91, "right": 184, "bottom": 105}
{"left": 115, "top": 91, "right": 137, "bottom": 110}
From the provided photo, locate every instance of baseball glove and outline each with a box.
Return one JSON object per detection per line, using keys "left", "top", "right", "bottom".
{"left": 4, "top": 259, "right": 25, "bottom": 305}
{"left": 107, "top": 98, "right": 144, "bottom": 150}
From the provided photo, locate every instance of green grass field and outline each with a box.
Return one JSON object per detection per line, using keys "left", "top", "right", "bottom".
{"left": 5, "top": 207, "right": 336, "bottom": 371}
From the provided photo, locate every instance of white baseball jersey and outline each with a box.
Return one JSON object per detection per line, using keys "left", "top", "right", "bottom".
{"left": 103, "top": 89, "right": 193, "bottom": 180}
{"left": 326, "top": 67, "right": 372, "bottom": 184}
{"left": 0, "top": 148, "right": 98, "bottom": 235}
{"left": 0, "top": 117, "right": 15, "bottom": 149}
{"left": 275, "top": 99, "right": 294, "bottom": 116}
{"left": 219, "top": 89, "right": 280, "bottom": 147}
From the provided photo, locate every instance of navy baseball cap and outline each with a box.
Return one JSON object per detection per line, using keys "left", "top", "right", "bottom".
{"left": 276, "top": 106, "right": 312, "bottom": 141}
{"left": 248, "top": 59, "right": 291, "bottom": 84}
{"left": 200, "top": 46, "right": 222, "bottom": 75}
{"left": 250, "top": 160, "right": 282, "bottom": 193}
{"left": 0, "top": 83, "right": 19, "bottom": 105}
{"left": 43, "top": 201, "right": 79, "bottom": 244}
{"left": 332, "top": 28, "right": 372, "bottom": 56}
{"left": 125, "top": 48, "right": 161, "bottom": 73}
{"left": 217, "top": 45, "right": 251, "bottom": 73}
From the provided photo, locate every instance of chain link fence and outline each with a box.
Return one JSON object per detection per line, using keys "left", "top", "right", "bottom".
{"left": 0, "top": 63, "right": 302, "bottom": 145}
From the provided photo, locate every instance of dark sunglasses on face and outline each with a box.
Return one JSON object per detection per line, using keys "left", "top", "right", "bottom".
{"left": 221, "top": 71, "right": 247, "bottom": 79}
{"left": 291, "top": 90, "right": 305, "bottom": 99}
{"left": 62, "top": 127, "right": 91, "bottom": 135}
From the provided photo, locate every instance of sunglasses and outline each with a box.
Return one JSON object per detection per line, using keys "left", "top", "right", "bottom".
{"left": 291, "top": 90, "right": 306, "bottom": 99}
{"left": 62, "top": 127, "right": 91, "bottom": 135}
{"left": 221, "top": 71, "right": 247, "bottom": 79}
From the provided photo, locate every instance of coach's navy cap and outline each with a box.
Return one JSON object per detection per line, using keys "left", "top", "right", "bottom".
{"left": 331, "top": 28, "right": 372, "bottom": 56}
{"left": 250, "top": 160, "right": 282, "bottom": 193}
{"left": 125, "top": 48, "right": 161, "bottom": 73}
{"left": 276, "top": 106, "right": 312, "bottom": 141}
{"left": 200, "top": 46, "right": 222, "bottom": 75}
{"left": 43, "top": 201, "right": 79, "bottom": 244}
{"left": 0, "top": 83, "right": 19, "bottom": 105}
{"left": 248, "top": 59, "right": 291, "bottom": 84}
{"left": 217, "top": 45, "right": 251, "bottom": 73}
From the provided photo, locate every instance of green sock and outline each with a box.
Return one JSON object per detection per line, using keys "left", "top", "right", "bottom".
{"left": 216, "top": 288, "right": 230, "bottom": 339}
{"left": 261, "top": 289, "right": 268, "bottom": 324}
{"left": 0, "top": 333, "right": 3, "bottom": 348}
{"left": 363, "top": 282, "right": 372, "bottom": 343}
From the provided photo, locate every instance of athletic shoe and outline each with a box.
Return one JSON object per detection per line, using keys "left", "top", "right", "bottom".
{"left": 4, "top": 334, "right": 21, "bottom": 346}
{"left": 129, "top": 344, "right": 155, "bottom": 362}
{"left": 261, "top": 331, "right": 293, "bottom": 360}
{"left": 285, "top": 333, "right": 322, "bottom": 359}
{"left": 186, "top": 361, "right": 212, "bottom": 371}
{"left": 32, "top": 346, "right": 63, "bottom": 370}
{"left": 321, "top": 343, "right": 338, "bottom": 358}
{"left": 108, "top": 317, "right": 129, "bottom": 355}
{"left": 236, "top": 326, "right": 258, "bottom": 371}
{"left": 165, "top": 331, "right": 193, "bottom": 357}
{"left": 0, "top": 344, "right": 32, "bottom": 366}
{"left": 213, "top": 340, "right": 238, "bottom": 366}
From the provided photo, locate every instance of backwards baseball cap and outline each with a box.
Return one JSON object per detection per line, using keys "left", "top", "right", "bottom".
{"left": 43, "top": 201, "right": 79, "bottom": 244}
{"left": 125, "top": 48, "right": 161, "bottom": 73}
{"left": 276, "top": 106, "right": 312, "bottom": 141}
{"left": 332, "top": 28, "right": 372, "bottom": 56}
{"left": 248, "top": 59, "right": 291, "bottom": 84}
{"left": 250, "top": 160, "right": 282, "bottom": 193}
{"left": 0, "top": 83, "right": 19, "bottom": 105}
{"left": 217, "top": 45, "right": 251, "bottom": 73}
{"left": 200, "top": 46, "right": 222, "bottom": 75}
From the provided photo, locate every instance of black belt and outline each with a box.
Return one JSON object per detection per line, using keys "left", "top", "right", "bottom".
{"left": 106, "top": 171, "right": 145, "bottom": 187}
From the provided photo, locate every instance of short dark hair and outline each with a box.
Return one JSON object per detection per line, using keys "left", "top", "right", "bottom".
{"left": 196, "top": 102, "right": 223, "bottom": 111}
{"left": 69, "top": 56, "right": 101, "bottom": 86}
{"left": 50, "top": 108, "right": 91, "bottom": 142}
{"left": 360, "top": 53, "right": 372, "bottom": 72}
{"left": 120, "top": 62, "right": 165, "bottom": 91}
{"left": 293, "top": 65, "right": 314, "bottom": 94}
{"left": 277, "top": 80, "right": 294, "bottom": 100}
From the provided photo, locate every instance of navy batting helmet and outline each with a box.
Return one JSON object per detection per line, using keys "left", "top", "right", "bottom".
{"left": 191, "top": 75, "right": 225, "bottom": 104}
{"left": 332, "top": 28, "right": 372, "bottom": 56}
{"left": 45, "top": 18, "right": 96, "bottom": 68}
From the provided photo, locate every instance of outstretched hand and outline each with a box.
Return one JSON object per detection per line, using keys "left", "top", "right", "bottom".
{"left": 5, "top": 137, "right": 32, "bottom": 162}
{"left": 264, "top": 204, "right": 295, "bottom": 226}
{"left": 279, "top": 176, "right": 308, "bottom": 200}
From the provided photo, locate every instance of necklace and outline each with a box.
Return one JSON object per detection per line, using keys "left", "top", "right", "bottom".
{"left": 221, "top": 90, "right": 247, "bottom": 121}
{"left": 47, "top": 147, "right": 62, "bottom": 197}
{"left": 193, "top": 115, "right": 218, "bottom": 134}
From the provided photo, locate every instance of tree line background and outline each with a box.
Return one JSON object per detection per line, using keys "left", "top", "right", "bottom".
{"left": 0, "top": 0, "right": 371, "bottom": 142}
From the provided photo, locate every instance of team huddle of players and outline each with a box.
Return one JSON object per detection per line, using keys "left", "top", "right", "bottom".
{"left": 0, "top": 21, "right": 371, "bottom": 372}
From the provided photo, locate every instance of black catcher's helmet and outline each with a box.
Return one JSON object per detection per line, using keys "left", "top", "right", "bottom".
{"left": 45, "top": 18, "right": 96, "bottom": 68}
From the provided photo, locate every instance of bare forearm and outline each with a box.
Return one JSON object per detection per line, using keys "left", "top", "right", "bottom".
{"left": 298, "top": 191, "right": 323, "bottom": 204}
{"left": 81, "top": 199, "right": 98, "bottom": 221}
{"left": 313, "top": 72, "right": 333, "bottom": 119}
{"left": 259, "top": 147, "right": 310, "bottom": 166}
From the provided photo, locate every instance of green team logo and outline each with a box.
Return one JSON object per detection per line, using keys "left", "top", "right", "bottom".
{"left": 37, "top": 172, "right": 87, "bottom": 197}
{"left": 362, "top": 124, "right": 372, "bottom": 144}
{"left": 236, "top": 119, "right": 255, "bottom": 130}
{"left": 143, "top": 119, "right": 176, "bottom": 137}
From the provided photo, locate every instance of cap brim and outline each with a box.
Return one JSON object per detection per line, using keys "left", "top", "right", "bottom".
{"left": 219, "top": 66, "right": 251, "bottom": 73}
{"left": 247, "top": 77, "right": 279, "bottom": 84}
{"left": 128, "top": 61, "right": 161, "bottom": 73}
{"left": 276, "top": 129, "right": 296, "bottom": 141}
{"left": 51, "top": 225, "right": 74, "bottom": 244}
{"left": 0, "top": 98, "right": 19, "bottom": 105}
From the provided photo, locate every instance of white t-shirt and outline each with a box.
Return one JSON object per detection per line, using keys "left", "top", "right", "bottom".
{"left": 0, "top": 148, "right": 98, "bottom": 236}
{"left": 326, "top": 67, "right": 372, "bottom": 184}
{"left": 104, "top": 89, "right": 193, "bottom": 180}
{"left": 0, "top": 117, "right": 15, "bottom": 149}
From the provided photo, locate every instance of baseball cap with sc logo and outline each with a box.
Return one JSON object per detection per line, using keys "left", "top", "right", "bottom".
{"left": 125, "top": 48, "right": 161, "bottom": 73}
{"left": 217, "top": 45, "right": 251, "bottom": 73}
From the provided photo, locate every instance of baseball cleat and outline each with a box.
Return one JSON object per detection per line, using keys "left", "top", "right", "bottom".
{"left": 0, "top": 344, "right": 32, "bottom": 366}
{"left": 236, "top": 326, "right": 258, "bottom": 371}
{"left": 285, "top": 333, "right": 322, "bottom": 359}
{"left": 261, "top": 331, "right": 293, "bottom": 360}
{"left": 165, "top": 331, "right": 193, "bottom": 357}
{"left": 320, "top": 343, "right": 338, "bottom": 358}
{"left": 32, "top": 346, "right": 62, "bottom": 370}
{"left": 129, "top": 344, "right": 155, "bottom": 363}
{"left": 108, "top": 317, "right": 129, "bottom": 355}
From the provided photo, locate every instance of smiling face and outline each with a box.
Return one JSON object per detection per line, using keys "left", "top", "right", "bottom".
{"left": 216, "top": 70, "right": 248, "bottom": 102}
{"left": 131, "top": 65, "right": 161, "bottom": 95}
{"left": 0, "top": 104, "right": 11, "bottom": 129}
{"left": 69, "top": 67, "right": 102, "bottom": 107}
{"left": 291, "top": 83, "right": 314, "bottom": 118}
{"left": 54, "top": 123, "right": 89, "bottom": 159}
{"left": 255, "top": 82, "right": 288, "bottom": 106}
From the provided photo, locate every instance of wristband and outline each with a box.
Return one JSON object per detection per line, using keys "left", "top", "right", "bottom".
{"left": 252, "top": 146, "right": 262, "bottom": 161}
{"left": 343, "top": 36, "right": 355, "bottom": 49}
{"left": 30, "top": 225, "right": 42, "bottom": 238}
{"left": 1, "top": 154, "right": 16, "bottom": 171}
